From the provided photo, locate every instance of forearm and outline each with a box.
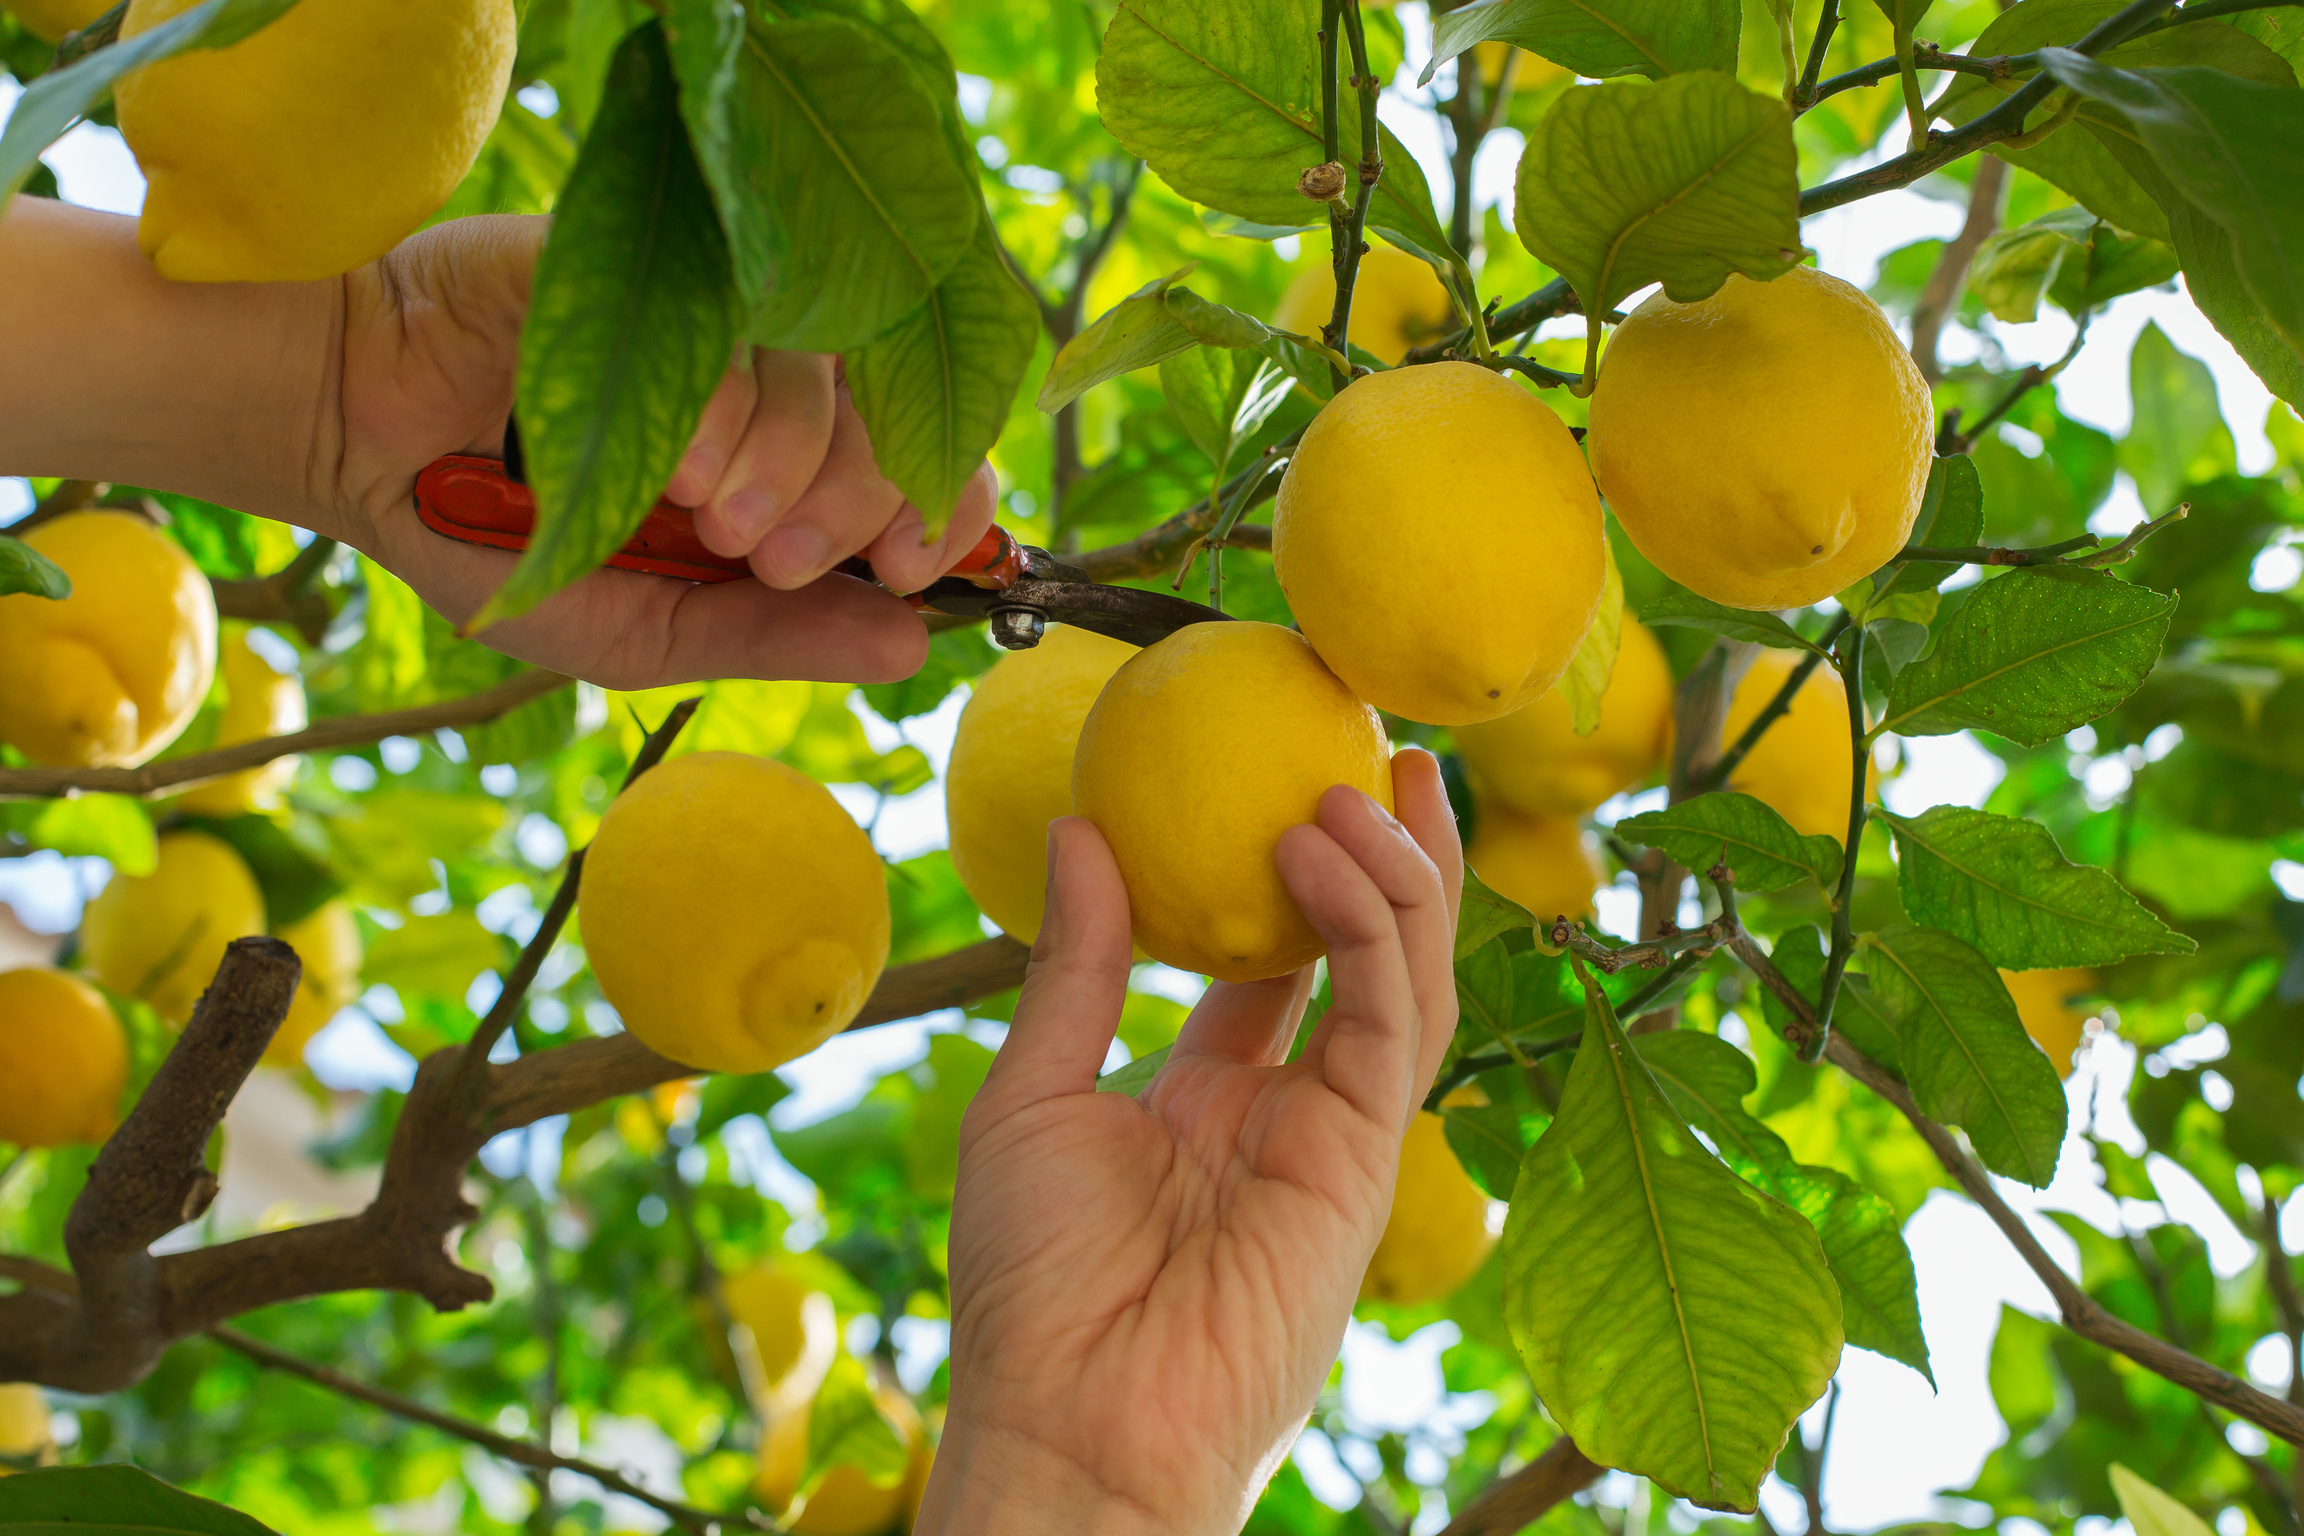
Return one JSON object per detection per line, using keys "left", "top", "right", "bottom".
{"left": 0, "top": 197, "right": 339, "bottom": 532}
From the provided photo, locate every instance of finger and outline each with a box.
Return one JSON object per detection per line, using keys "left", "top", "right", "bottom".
{"left": 1280, "top": 810, "right": 1423, "bottom": 1131}
{"left": 976, "top": 817, "right": 1135, "bottom": 1114}
{"left": 693, "top": 351, "right": 838, "bottom": 559}
{"left": 664, "top": 347, "right": 759, "bottom": 510}
{"left": 1390, "top": 748, "right": 1466, "bottom": 1092}
{"left": 860, "top": 460, "right": 1001, "bottom": 595}
{"left": 1169, "top": 967, "right": 1315, "bottom": 1069}
{"left": 747, "top": 381, "right": 903, "bottom": 590}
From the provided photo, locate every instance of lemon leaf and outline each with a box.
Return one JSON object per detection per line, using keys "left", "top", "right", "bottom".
{"left": 1457, "top": 867, "right": 1537, "bottom": 960}
{"left": 800, "top": 1355, "right": 910, "bottom": 1498}
{"left": 1513, "top": 71, "right": 1800, "bottom": 330}
{"left": 1423, "top": 0, "right": 1740, "bottom": 87}
{"left": 848, "top": 225, "right": 1043, "bottom": 535}
{"left": 1616, "top": 791, "right": 1841, "bottom": 894}
{"left": 2110, "top": 1464, "right": 2219, "bottom": 1536}
{"left": 1039, "top": 268, "right": 1203, "bottom": 412}
{"left": 1642, "top": 590, "right": 1828, "bottom": 656}
{"left": 1558, "top": 534, "right": 1623, "bottom": 737}
{"left": 1875, "top": 454, "right": 1982, "bottom": 603}
{"left": 1502, "top": 965, "right": 1841, "bottom": 1510}
{"left": 0, "top": 1463, "right": 281, "bottom": 1532}
{"left": 0, "top": 535, "right": 67, "bottom": 600}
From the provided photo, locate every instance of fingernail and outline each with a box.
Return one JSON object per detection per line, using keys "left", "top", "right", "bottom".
{"left": 721, "top": 488, "right": 777, "bottom": 546}
{"left": 766, "top": 521, "right": 829, "bottom": 581}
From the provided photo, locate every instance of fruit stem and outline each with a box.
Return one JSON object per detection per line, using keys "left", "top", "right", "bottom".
{"left": 1775, "top": 0, "right": 1801, "bottom": 104}
{"left": 1893, "top": 20, "right": 1929, "bottom": 151}
{"left": 1809, "top": 622, "right": 1870, "bottom": 1065}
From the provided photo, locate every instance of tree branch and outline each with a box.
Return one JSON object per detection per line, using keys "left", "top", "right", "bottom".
{"left": 1437, "top": 1436, "right": 1606, "bottom": 1536}
{"left": 0, "top": 669, "right": 572, "bottom": 800}
{"left": 1909, "top": 156, "right": 2007, "bottom": 384}
{"left": 208, "top": 537, "right": 339, "bottom": 646}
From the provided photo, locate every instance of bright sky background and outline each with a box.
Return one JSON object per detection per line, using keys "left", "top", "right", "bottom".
{"left": 3, "top": 33, "right": 2297, "bottom": 1532}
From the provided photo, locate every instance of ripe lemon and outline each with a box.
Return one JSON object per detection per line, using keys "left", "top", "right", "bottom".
{"left": 3, "top": 0, "right": 107, "bottom": 41}
{"left": 724, "top": 1263, "right": 838, "bottom": 1402}
{"left": 0, "top": 511, "right": 215, "bottom": 768}
{"left": 0, "top": 1382, "right": 54, "bottom": 1474}
{"left": 945, "top": 626, "right": 1136, "bottom": 943}
{"left": 1589, "top": 267, "right": 1932, "bottom": 611}
{"left": 1073, "top": 622, "right": 1393, "bottom": 983}
{"left": 115, "top": 0, "right": 517, "bottom": 282}
{"left": 1275, "top": 361, "right": 1605, "bottom": 726}
{"left": 578, "top": 752, "right": 889, "bottom": 1075}
{"left": 2002, "top": 968, "right": 2095, "bottom": 1077}
{"left": 0, "top": 968, "right": 127, "bottom": 1148}
{"left": 1717, "top": 649, "right": 1870, "bottom": 842}
{"left": 1362, "top": 1106, "right": 1496, "bottom": 1305}
{"left": 1466, "top": 808, "right": 1600, "bottom": 924}
{"left": 1272, "top": 246, "right": 1455, "bottom": 367}
{"left": 82, "top": 830, "right": 267, "bottom": 1025}
{"left": 1454, "top": 616, "right": 1673, "bottom": 816}
{"left": 173, "top": 630, "right": 307, "bottom": 817}
{"left": 267, "top": 900, "right": 361, "bottom": 1067}
{"left": 755, "top": 1383, "right": 929, "bottom": 1535}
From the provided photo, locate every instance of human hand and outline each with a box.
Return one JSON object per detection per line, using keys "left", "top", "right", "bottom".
{"left": 920, "top": 749, "right": 1464, "bottom": 1536}
{"left": 319, "top": 214, "right": 999, "bottom": 689}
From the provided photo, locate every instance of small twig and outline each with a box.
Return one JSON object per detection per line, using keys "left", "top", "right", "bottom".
{"left": 2075, "top": 504, "right": 2189, "bottom": 567}
{"left": 1546, "top": 914, "right": 1731, "bottom": 974}
{"left": 0, "top": 669, "right": 571, "bottom": 800}
{"left": 1807, "top": 625, "right": 1868, "bottom": 1064}
{"left": 1486, "top": 355, "right": 1582, "bottom": 390}
{"left": 1794, "top": 1, "right": 1841, "bottom": 109}
{"left": 209, "top": 537, "right": 341, "bottom": 646}
{"left": 1436, "top": 1437, "right": 1605, "bottom": 1536}
{"left": 53, "top": 0, "right": 126, "bottom": 65}
{"left": 1806, "top": 43, "right": 2019, "bottom": 110}
{"left": 1696, "top": 616, "right": 1850, "bottom": 795}
{"left": 1909, "top": 156, "right": 2007, "bottom": 385}
{"left": 1795, "top": 1382, "right": 1839, "bottom": 1536}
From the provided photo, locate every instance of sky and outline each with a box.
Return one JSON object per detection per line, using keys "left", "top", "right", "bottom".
{"left": 2, "top": 35, "right": 2298, "bottom": 1534}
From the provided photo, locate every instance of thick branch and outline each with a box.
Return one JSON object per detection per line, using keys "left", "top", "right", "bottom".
{"left": 0, "top": 669, "right": 572, "bottom": 800}
{"left": 1070, "top": 488, "right": 1278, "bottom": 583}
{"left": 1437, "top": 1436, "right": 1606, "bottom": 1536}
{"left": 209, "top": 537, "right": 339, "bottom": 646}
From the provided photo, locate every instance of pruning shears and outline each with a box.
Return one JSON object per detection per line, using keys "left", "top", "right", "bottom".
{"left": 412, "top": 426, "right": 1226, "bottom": 650}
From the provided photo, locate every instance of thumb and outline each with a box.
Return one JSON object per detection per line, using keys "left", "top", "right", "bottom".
{"left": 975, "top": 816, "right": 1133, "bottom": 1115}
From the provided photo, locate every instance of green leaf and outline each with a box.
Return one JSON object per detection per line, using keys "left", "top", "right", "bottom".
{"left": 1458, "top": 865, "right": 1537, "bottom": 959}
{"left": 1615, "top": 791, "right": 1841, "bottom": 894}
{"left": 1160, "top": 347, "right": 1289, "bottom": 474}
{"left": 1865, "top": 617, "right": 1929, "bottom": 677}
{"left": 1879, "top": 567, "right": 2175, "bottom": 745}
{"left": 481, "top": 22, "right": 740, "bottom": 629}
{"left": 1879, "top": 804, "right": 2194, "bottom": 970}
{"left": 1445, "top": 1101, "right": 1547, "bottom": 1198}
{"left": 848, "top": 224, "right": 1041, "bottom": 533}
{"left": 734, "top": 15, "right": 983, "bottom": 349}
{"left": 661, "top": 0, "right": 780, "bottom": 305}
{"left": 0, "top": 535, "right": 67, "bottom": 599}
{"left": 0, "top": 0, "right": 304, "bottom": 207}
{"left": 1456, "top": 937, "right": 1518, "bottom": 1056}
{"left": 0, "top": 1464, "right": 281, "bottom": 1532}
{"left": 2119, "top": 321, "right": 2232, "bottom": 512}
{"left": 363, "top": 912, "right": 500, "bottom": 1000}
{"left": 1097, "top": 1043, "right": 1169, "bottom": 1095}
{"left": 1039, "top": 268, "right": 1201, "bottom": 412}
{"left": 1095, "top": 0, "right": 1451, "bottom": 261}
{"left": 1514, "top": 72, "right": 1800, "bottom": 330}
{"left": 2046, "top": 218, "right": 2180, "bottom": 314}
{"left": 2157, "top": 186, "right": 2304, "bottom": 409}
{"left": 1422, "top": 0, "right": 1740, "bottom": 85}
{"left": 0, "top": 795, "right": 155, "bottom": 874}
{"left": 1876, "top": 454, "right": 1983, "bottom": 602}
{"left": 1870, "top": 0, "right": 1932, "bottom": 30}
{"left": 1164, "top": 287, "right": 1281, "bottom": 350}
{"left": 1502, "top": 971, "right": 1841, "bottom": 1510}
{"left": 2037, "top": 54, "right": 2304, "bottom": 365}
{"left": 184, "top": 813, "right": 343, "bottom": 930}
{"left": 1633, "top": 1032, "right": 1931, "bottom": 1382}
{"left": 904, "top": 1032, "right": 996, "bottom": 1197}
{"left": 1967, "top": 207, "right": 2096, "bottom": 324}
{"left": 2110, "top": 1464, "right": 2218, "bottom": 1536}
{"left": 800, "top": 1353, "right": 910, "bottom": 1498}
{"left": 1862, "top": 924, "right": 2068, "bottom": 1187}
{"left": 696, "top": 1069, "right": 791, "bottom": 1138}
{"left": 1642, "top": 589, "right": 1826, "bottom": 655}
{"left": 1558, "top": 535, "right": 1624, "bottom": 737}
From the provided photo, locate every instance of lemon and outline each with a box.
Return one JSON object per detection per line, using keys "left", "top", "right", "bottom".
{"left": 174, "top": 630, "right": 307, "bottom": 817}
{"left": 945, "top": 627, "right": 1136, "bottom": 943}
{"left": 0, "top": 968, "right": 127, "bottom": 1148}
{"left": 267, "top": 900, "right": 361, "bottom": 1067}
{"left": 1455, "top": 616, "right": 1673, "bottom": 816}
{"left": 1275, "top": 361, "right": 1605, "bottom": 726}
{"left": 1362, "top": 1107, "right": 1496, "bottom": 1306}
{"left": 82, "top": 831, "right": 267, "bottom": 1026}
{"left": 1466, "top": 808, "right": 1601, "bottom": 924}
{"left": 115, "top": 0, "right": 516, "bottom": 282}
{"left": 3, "top": 0, "right": 107, "bottom": 41}
{"left": 724, "top": 1263, "right": 838, "bottom": 1402}
{"left": 1073, "top": 622, "right": 1393, "bottom": 983}
{"left": 2002, "top": 968, "right": 2095, "bottom": 1077}
{"left": 755, "top": 1384, "right": 929, "bottom": 1535}
{"left": 0, "top": 511, "right": 216, "bottom": 768}
{"left": 1272, "top": 246, "right": 1456, "bottom": 367}
{"left": 578, "top": 752, "right": 889, "bottom": 1075}
{"left": 0, "top": 1383, "right": 54, "bottom": 1474}
{"left": 1589, "top": 267, "right": 1933, "bottom": 611}
{"left": 1717, "top": 649, "right": 1869, "bottom": 842}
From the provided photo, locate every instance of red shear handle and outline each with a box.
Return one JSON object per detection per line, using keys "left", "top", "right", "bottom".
{"left": 412, "top": 454, "right": 1022, "bottom": 594}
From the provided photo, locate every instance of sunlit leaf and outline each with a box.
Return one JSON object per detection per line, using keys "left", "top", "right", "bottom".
{"left": 1616, "top": 791, "right": 1841, "bottom": 895}
{"left": 1423, "top": 0, "right": 1740, "bottom": 85}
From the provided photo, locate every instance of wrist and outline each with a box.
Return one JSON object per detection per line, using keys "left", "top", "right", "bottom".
{"left": 915, "top": 1421, "right": 1244, "bottom": 1536}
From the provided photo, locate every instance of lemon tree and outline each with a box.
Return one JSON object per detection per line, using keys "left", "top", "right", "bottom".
{"left": 4, "top": 0, "right": 2304, "bottom": 1531}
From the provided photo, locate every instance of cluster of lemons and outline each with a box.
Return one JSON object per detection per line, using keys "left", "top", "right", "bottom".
{"left": 0, "top": 512, "right": 362, "bottom": 1154}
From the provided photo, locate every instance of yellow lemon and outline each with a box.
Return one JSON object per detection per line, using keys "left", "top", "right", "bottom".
{"left": 1589, "top": 267, "right": 1933, "bottom": 611}
{"left": 1272, "top": 246, "right": 1456, "bottom": 366}
{"left": 1275, "top": 362, "right": 1605, "bottom": 726}
{"left": 1454, "top": 616, "right": 1674, "bottom": 816}
{"left": 2002, "top": 967, "right": 2096, "bottom": 1077}
{"left": 945, "top": 626, "right": 1136, "bottom": 943}
{"left": 1362, "top": 1108, "right": 1496, "bottom": 1305}
{"left": 267, "top": 900, "right": 361, "bottom": 1067}
{"left": 0, "top": 968, "right": 127, "bottom": 1148}
{"left": 115, "top": 0, "right": 516, "bottom": 281}
{"left": 724, "top": 1263, "right": 838, "bottom": 1401}
{"left": 1466, "top": 809, "right": 1601, "bottom": 925}
{"left": 174, "top": 630, "right": 307, "bottom": 817}
{"left": 0, "top": 511, "right": 216, "bottom": 768}
{"left": 3, "top": 0, "right": 107, "bottom": 41}
{"left": 1073, "top": 622, "right": 1393, "bottom": 983}
{"left": 1717, "top": 649, "right": 1870, "bottom": 842}
{"left": 578, "top": 752, "right": 889, "bottom": 1075}
{"left": 0, "top": 1383, "right": 54, "bottom": 1474}
{"left": 82, "top": 830, "right": 267, "bottom": 1025}
{"left": 756, "top": 1385, "right": 928, "bottom": 1535}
